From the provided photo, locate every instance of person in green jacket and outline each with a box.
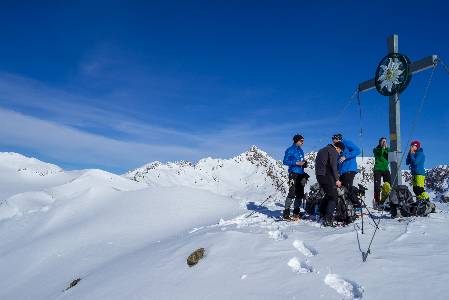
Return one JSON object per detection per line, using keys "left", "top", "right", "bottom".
{"left": 373, "top": 137, "right": 391, "bottom": 208}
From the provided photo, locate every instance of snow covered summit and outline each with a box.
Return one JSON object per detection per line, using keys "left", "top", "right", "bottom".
{"left": 0, "top": 152, "right": 62, "bottom": 175}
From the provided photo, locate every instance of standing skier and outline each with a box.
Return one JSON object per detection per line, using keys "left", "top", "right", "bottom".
{"left": 315, "top": 141, "right": 345, "bottom": 226}
{"left": 332, "top": 133, "right": 361, "bottom": 189}
{"left": 406, "top": 140, "right": 430, "bottom": 201}
{"left": 282, "top": 134, "right": 309, "bottom": 220}
{"left": 373, "top": 137, "right": 391, "bottom": 208}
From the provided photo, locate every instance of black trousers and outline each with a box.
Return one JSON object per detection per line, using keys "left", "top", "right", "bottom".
{"left": 340, "top": 172, "right": 356, "bottom": 189}
{"left": 373, "top": 170, "right": 391, "bottom": 202}
{"left": 285, "top": 172, "right": 307, "bottom": 210}
{"left": 317, "top": 175, "right": 338, "bottom": 218}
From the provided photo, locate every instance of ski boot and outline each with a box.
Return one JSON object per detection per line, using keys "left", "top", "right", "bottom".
{"left": 322, "top": 216, "right": 336, "bottom": 227}
{"left": 292, "top": 208, "right": 301, "bottom": 220}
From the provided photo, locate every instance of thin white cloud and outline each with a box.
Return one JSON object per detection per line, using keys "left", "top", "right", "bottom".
{"left": 0, "top": 108, "right": 200, "bottom": 170}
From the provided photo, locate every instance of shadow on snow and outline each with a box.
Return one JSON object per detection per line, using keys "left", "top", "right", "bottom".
{"left": 246, "top": 201, "right": 283, "bottom": 219}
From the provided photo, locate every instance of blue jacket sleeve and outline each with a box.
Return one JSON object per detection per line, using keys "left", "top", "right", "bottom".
{"left": 283, "top": 148, "right": 296, "bottom": 167}
{"left": 406, "top": 152, "right": 411, "bottom": 165}
{"left": 344, "top": 140, "right": 361, "bottom": 160}
{"left": 411, "top": 151, "right": 424, "bottom": 165}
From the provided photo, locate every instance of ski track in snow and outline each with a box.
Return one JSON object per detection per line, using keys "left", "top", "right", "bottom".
{"left": 324, "top": 273, "right": 364, "bottom": 299}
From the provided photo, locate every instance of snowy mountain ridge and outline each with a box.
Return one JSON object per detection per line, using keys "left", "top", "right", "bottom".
{"left": 1, "top": 148, "right": 447, "bottom": 201}
{"left": 124, "top": 146, "right": 290, "bottom": 202}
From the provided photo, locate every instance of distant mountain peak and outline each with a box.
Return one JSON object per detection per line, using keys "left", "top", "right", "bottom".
{"left": 0, "top": 152, "right": 62, "bottom": 176}
{"left": 124, "top": 146, "right": 290, "bottom": 199}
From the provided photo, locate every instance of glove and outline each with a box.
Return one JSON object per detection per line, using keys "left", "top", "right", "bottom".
{"left": 300, "top": 173, "right": 310, "bottom": 186}
{"left": 288, "top": 178, "right": 295, "bottom": 187}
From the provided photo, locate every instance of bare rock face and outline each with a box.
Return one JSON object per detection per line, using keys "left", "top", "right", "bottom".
{"left": 187, "top": 248, "right": 205, "bottom": 267}
{"left": 244, "top": 146, "right": 288, "bottom": 194}
{"left": 426, "top": 165, "right": 449, "bottom": 194}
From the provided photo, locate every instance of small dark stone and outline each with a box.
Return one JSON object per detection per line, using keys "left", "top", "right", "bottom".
{"left": 441, "top": 195, "right": 449, "bottom": 203}
{"left": 187, "top": 248, "right": 205, "bottom": 267}
{"left": 65, "top": 278, "right": 81, "bottom": 291}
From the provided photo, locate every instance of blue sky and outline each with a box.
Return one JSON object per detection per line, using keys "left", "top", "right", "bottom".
{"left": 0, "top": 1, "right": 448, "bottom": 173}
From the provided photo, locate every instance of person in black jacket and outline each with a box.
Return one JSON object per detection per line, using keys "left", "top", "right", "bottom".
{"left": 315, "top": 142, "right": 345, "bottom": 226}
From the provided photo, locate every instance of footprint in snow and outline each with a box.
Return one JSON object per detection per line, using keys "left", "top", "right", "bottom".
{"left": 287, "top": 257, "right": 313, "bottom": 274}
{"left": 268, "top": 230, "right": 288, "bottom": 240}
{"left": 324, "top": 273, "right": 364, "bottom": 299}
{"left": 293, "top": 240, "right": 317, "bottom": 257}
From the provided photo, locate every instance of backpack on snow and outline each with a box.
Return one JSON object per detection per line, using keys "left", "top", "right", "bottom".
{"left": 389, "top": 185, "right": 436, "bottom": 217}
{"left": 335, "top": 187, "right": 357, "bottom": 224}
{"left": 304, "top": 183, "right": 325, "bottom": 216}
{"left": 304, "top": 184, "right": 361, "bottom": 224}
{"left": 346, "top": 185, "right": 364, "bottom": 208}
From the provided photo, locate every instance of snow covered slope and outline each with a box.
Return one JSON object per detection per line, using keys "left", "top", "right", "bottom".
{"left": 0, "top": 153, "right": 243, "bottom": 300}
{"left": 0, "top": 150, "right": 448, "bottom": 300}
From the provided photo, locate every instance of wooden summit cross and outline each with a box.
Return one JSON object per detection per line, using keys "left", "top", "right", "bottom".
{"left": 358, "top": 34, "right": 438, "bottom": 187}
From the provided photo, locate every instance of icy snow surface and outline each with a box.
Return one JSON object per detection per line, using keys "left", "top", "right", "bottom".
{"left": 0, "top": 149, "right": 448, "bottom": 300}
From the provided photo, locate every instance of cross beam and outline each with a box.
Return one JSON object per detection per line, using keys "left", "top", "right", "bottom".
{"left": 357, "top": 34, "right": 438, "bottom": 187}
{"left": 358, "top": 55, "right": 438, "bottom": 92}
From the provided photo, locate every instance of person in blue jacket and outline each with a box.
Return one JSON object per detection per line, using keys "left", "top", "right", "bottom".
{"left": 282, "top": 134, "right": 310, "bottom": 220}
{"left": 406, "top": 140, "right": 430, "bottom": 201}
{"left": 332, "top": 133, "right": 361, "bottom": 189}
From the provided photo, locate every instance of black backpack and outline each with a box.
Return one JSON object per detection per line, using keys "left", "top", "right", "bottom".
{"left": 304, "top": 183, "right": 325, "bottom": 216}
{"left": 389, "top": 185, "right": 435, "bottom": 217}
{"left": 346, "top": 186, "right": 363, "bottom": 208}
{"left": 335, "top": 187, "right": 357, "bottom": 224}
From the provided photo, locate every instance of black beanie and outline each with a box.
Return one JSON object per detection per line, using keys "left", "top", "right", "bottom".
{"left": 332, "top": 133, "right": 343, "bottom": 141}
{"left": 293, "top": 134, "right": 304, "bottom": 143}
{"left": 334, "top": 141, "right": 345, "bottom": 151}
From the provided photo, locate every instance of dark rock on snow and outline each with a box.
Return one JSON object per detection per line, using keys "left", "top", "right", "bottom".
{"left": 187, "top": 248, "right": 205, "bottom": 267}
